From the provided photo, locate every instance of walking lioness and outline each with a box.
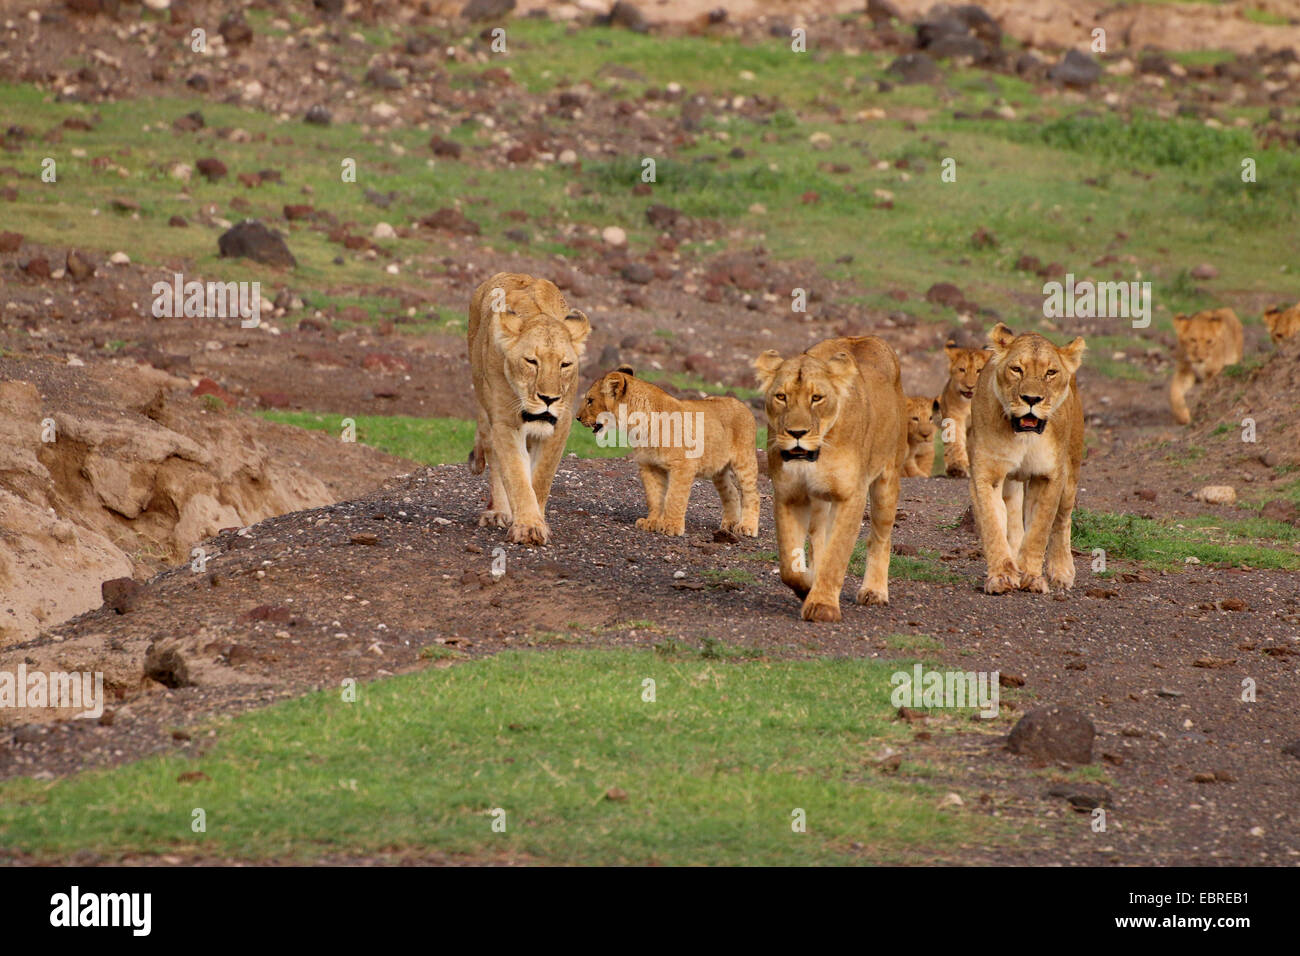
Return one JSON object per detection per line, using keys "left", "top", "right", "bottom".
{"left": 468, "top": 272, "right": 591, "bottom": 545}
{"left": 968, "top": 323, "right": 1085, "bottom": 595}
{"left": 754, "top": 336, "right": 907, "bottom": 622}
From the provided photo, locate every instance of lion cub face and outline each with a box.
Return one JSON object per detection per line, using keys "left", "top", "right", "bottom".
{"left": 1173, "top": 310, "right": 1234, "bottom": 373}
{"left": 753, "top": 349, "right": 858, "bottom": 462}
{"left": 1263, "top": 304, "right": 1300, "bottom": 345}
{"left": 577, "top": 365, "right": 634, "bottom": 435}
{"left": 945, "top": 344, "right": 990, "bottom": 401}
{"left": 988, "top": 323, "right": 1085, "bottom": 434}
{"left": 905, "top": 396, "right": 936, "bottom": 445}
{"left": 492, "top": 280, "right": 590, "bottom": 426}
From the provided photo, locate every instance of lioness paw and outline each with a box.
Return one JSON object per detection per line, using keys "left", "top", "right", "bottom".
{"left": 856, "top": 587, "right": 889, "bottom": 607}
{"left": 984, "top": 562, "right": 1020, "bottom": 594}
{"left": 478, "top": 509, "right": 511, "bottom": 529}
{"left": 1018, "top": 572, "right": 1049, "bottom": 593}
{"left": 946, "top": 464, "right": 969, "bottom": 478}
{"left": 801, "top": 599, "right": 841, "bottom": 623}
{"left": 1046, "top": 565, "right": 1075, "bottom": 590}
{"left": 508, "top": 518, "right": 550, "bottom": 546}
{"left": 736, "top": 519, "right": 759, "bottom": 537}
{"left": 635, "top": 517, "right": 658, "bottom": 532}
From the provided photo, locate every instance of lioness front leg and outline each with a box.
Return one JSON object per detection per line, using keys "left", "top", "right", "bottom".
{"left": 478, "top": 443, "right": 513, "bottom": 529}
{"left": 1017, "top": 474, "right": 1064, "bottom": 593}
{"left": 971, "top": 466, "right": 1019, "bottom": 594}
{"left": 491, "top": 424, "right": 549, "bottom": 545}
{"left": 1169, "top": 366, "right": 1195, "bottom": 425}
{"left": 943, "top": 416, "right": 970, "bottom": 477}
{"left": 1046, "top": 480, "right": 1078, "bottom": 590}
{"left": 529, "top": 418, "right": 571, "bottom": 517}
{"left": 857, "top": 471, "right": 899, "bottom": 607}
{"left": 803, "top": 491, "right": 867, "bottom": 622}
{"left": 774, "top": 497, "right": 813, "bottom": 599}
{"left": 656, "top": 465, "right": 695, "bottom": 536}
{"left": 635, "top": 464, "right": 668, "bottom": 532}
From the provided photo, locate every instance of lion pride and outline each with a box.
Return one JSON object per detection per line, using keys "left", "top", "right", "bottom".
{"left": 468, "top": 272, "right": 591, "bottom": 545}
{"left": 968, "top": 323, "right": 1085, "bottom": 595}
{"left": 754, "top": 336, "right": 907, "bottom": 622}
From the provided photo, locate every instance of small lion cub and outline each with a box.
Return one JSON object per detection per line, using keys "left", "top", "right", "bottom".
{"left": 577, "top": 366, "right": 760, "bottom": 537}
{"left": 902, "top": 395, "right": 938, "bottom": 477}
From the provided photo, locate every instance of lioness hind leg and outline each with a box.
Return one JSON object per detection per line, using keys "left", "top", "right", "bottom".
{"left": 1046, "top": 485, "right": 1078, "bottom": 590}
{"left": 857, "top": 471, "right": 899, "bottom": 607}
{"left": 943, "top": 414, "right": 970, "bottom": 477}
{"left": 713, "top": 468, "right": 743, "bottom": 531}
{"left": 657, "top": 465, "right": 694, "bottom": 536}
{"left": 726, "top": 454, "right": 761, "bottom": 537}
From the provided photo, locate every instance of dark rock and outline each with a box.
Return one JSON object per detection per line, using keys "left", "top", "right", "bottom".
{"left": 1008, "top": 705, "right": 1096, "bottom": 765}
{"left": 1283, "top": 739, "right": 1300, "bottom": 759}
{"left": 218, "top": 220, "right": 297, "bottom": 268}
{"left": 429, "top": 135, "right": 463, "bottom": 158}
{"left": 925, "top": 282, "right": 965, "bottom": 308}
{"left": 886, "top": 52, "right": 940, "bottom": 84}
{"left": 22, "top": 256, "right": 51, "bottom": 278}
{"left": 1045, "top": 782, "right": 1110, "bottom": 811}
{"left": 646, "top": 204, "right": 682, "bottom": 230}
{"left": 304, "top": 105, "right": 332, "bottom": 126}
{"left": 866, "top": 0, "right": 902, "bottom": 25}
{"left": 420, "top": 207, "right": 480, "bottom": 235}
{"left": 406, "top": 34, "right": 435, "bottom": 56}
{"left": 173, "top": 111, "right": 205, "bottom": 132}
{"left": 621, "top": 262, "right": 654, "bottom": 284}
{"left": 608, "top": 1, "right": 649, "bottom": 33}
{"left": 195, "top": 157, "right": 227, "bottom": 181}
{"left": 462, "top": 0, "right": 514, "bottom": 19}
{"left": 144, "top": 642, "right": 194, "bottom": 688}
{"left": 365, "top": 66, "right": 404, "bottom": 90}
{"left": 1049, "top": 49, "right": 1101, "bottom": 89}
{"left": 101, "top": 576, "right": 141, "bottom": 613}
{"left": 0, "top": 231, "right": 22, "bottom": 252}
{"left": 283, "top": 204, "right": 315, "bottom": 221}
{"left": 218, "top": 14, "right": 253, "bottom": 47}
{"left": 65, "top": 249, "right": 95, "bottom": 281}
{"left": 1260, "top": 499, "right": 1298, "bottom": 524}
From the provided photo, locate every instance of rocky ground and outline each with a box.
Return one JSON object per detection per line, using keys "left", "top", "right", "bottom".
{"left": 1, "top": 0, "right": 1298, "bottom": 865}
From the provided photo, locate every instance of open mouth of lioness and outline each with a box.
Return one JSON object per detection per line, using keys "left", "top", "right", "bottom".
{"left": 522, "top": 410, "right": 558, "bottom": 426}
{"left": 588, "top": 419, "right": 604, "bottom": 434}
{"left": 960, "top": 389, "right": 975, "bottom": 399}
{"left": 780, "top": 447, "right": 820, "bottom": 462}
{"left": 1012, "top": 413, "right": 1046, "bottom": 434}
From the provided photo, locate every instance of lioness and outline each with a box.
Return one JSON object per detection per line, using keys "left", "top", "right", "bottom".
{"left": 968, "top": 323, "right": 1085, "bottom": 595}
{"left": 754, "top": 336, "right": 907, "bottom": 622}
{"left": 1169, "top": 308, "right": 1243, "bottom": 425}
{"left": 468, "top": 272, "right": 591, "bottom": 545}
{"left": 1263, "top": 303, "right": 1300, "bottom": 345}
{"left": 902, "top": 395, "right": 937, "bottom": 477}
{"left": 576, "top": 366, "right": 759, "bottom": 537}
{"left": 937, "top": 341, "right": 990, "bottom": 477}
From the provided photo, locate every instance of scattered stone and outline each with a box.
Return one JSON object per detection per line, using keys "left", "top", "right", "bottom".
{"left": 1190, "top": 263, "right": 1218, "bottom": 280}
{"left": 23, "top": 257, "right": 51, "bottom": 278}
{"left": 0, "top": 231, "right": 22, "bottom": 253}
{"left": 886, "top": 52, "right": 940, "bottom": 84}
{"left": 65, "top": 249, "right": 95, "bottom": 281}
{"left": 602, "top": 225, "right": 627, "bottom": 246}
{"left": 218, "top": 220, "right": 297, "bottom": 268}
{"left": 304, "top": 105, "right": 332, "bottom": 126}
{"left": 1194, "top": 484, "right": 1236, "bottom": 506}
{"left": 604, "top": 786, "right": 629, "bottom": 801}
{"left": 462, "top": 0, "right": 515, "bottom": 20}
{"left": 218, "top": 14, "right": 253, "bottom": 47}
{"left": 372, "top": 222, "right": 397, "bottom": 240}
{"left": 1045, "top": 783, "right": 1110, "bottom": 811}
{"left": 1049, "top": 49, "right": 1101, "bottom": 89}
{"left": 607, "top": 1, "right": 649, "bottom": 33}
{"left": 195, "top": 157, "right": 227, "bottom": 181}
{"left": 144, "top": 641, "right": 193, "bottom": 688}
{"left": 1260, "top": 499, "right": 1297, "bottom": 524}
{"left": 429, "top": 136, "right": 463, "bottom": 158}
{"left": 621, "top": 262, "right": 653, "bottom": 284}
{"left": 420, "top": 207, "right": 480, "bottom": 235}
{"left": 101, "top": 576, "right": 142, "bottom": 614}
{"left": 1007, "top": 704, "right": 1095, "bottom": 765}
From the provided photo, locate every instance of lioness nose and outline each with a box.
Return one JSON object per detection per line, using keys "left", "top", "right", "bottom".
{"left": 538, "top": 393, "right": 560, "bottom": 406}
{"left": 1020, "top": 394, "right": 1042, "bottom": 406}
{"left": 787, "top": 428, "right": 808, "bottom": 439}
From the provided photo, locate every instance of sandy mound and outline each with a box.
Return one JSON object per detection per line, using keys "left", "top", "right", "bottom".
{"left": 1193, "top": 335, "right": 1300, "bottom": 466}
{"left": 0, "top": 358, "right": 413, "bottom": 645}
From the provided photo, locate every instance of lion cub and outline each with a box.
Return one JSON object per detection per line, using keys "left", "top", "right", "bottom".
{"left": 754, "top": 336, "right": 907, "bottom": 622}
{"left": 1169, "top": 308, "right": 1243, "bottom": 425}
{"left": 937, "top": 341, "right": 990, "bottom": 477}
{"left": 1263, "top": 303, "right": 1300, "bottom": 346}
{"left": 576, "top": 366, "right": 759, "bottom": 537}
{"left": 902, "top": 396, "right": 937, "bottom": 477}
{"left": 968, "top": 324, "right": 1085, "bottom": 595}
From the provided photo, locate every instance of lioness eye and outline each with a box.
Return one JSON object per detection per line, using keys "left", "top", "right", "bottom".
{"left": 561, "top": 361, "right": 573, "bottom": 369}
{"left": 811, "top": 394, "right": 824, "bottom": 403}
{"left": 525, "top": 357, "right": 539, "bottom": 367}
{"left": 774, "top": 393, "right": 787, "bottom": 402}
{"left": 1046, "top": 369, "right": 1058, "bottom": 377}
{"left": 1011, "top": 366, "right": 1023, "bottom": 375}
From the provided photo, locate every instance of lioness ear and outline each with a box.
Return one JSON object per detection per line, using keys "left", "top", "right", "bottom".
{"left": 603, "top": 372, "right": 629, "bottom": 400}
{"left": 1059, "top": 336, "right": 1087, "bottom": 375}
{"left": 563, "top": 309, "right": 592, "bottom": 356}
{"left": 753, "top": 350, "right": 784, "bottom": 391}
{"left": 987, "top": 323, "right": 1017, "bottom": 352}
{"left": 825, "top": 350, "right": 858, "bottom": 389}
{"left": 944, "top": 341, "right": 960, "bottom": 360}
{"left": 616, "top": 364, "right": 635, "bottom": 377}
{"left": 931, "top": 397, "right": 941, "bottom": 416}
{"left": 492, "top": 308, "right": 525, "bottom": 348}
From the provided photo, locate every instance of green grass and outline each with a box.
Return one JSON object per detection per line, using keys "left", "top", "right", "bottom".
{"left": 1073, "top": 509, "right": 1300, "bottom": 570}
{"left": 885, "top": 633, "right": 944, "bottom": 652}
{"left": 851, "top": 545, "right": 964, "bottom": 584}
{"left": 0, "top": 650, "right": 996, "bottom": 864}
{"left": 256, "top": 411, "right": 626, "bottom": 463}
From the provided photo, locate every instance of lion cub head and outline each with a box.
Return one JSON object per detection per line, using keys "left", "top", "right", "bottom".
{"left": 987, "top": 323, "right": 1085, "bottom": 434}
{"left": 1263, "top": 303, "right": 1300, "bottom": 345}
{"left": 906, "top": 395, "right": 937, "bottom": 445}
{"left": 491, "top": 276, "right": 591, "bottom": 425}
{"left": 1172, "top": 309, "right": 1235, "bottom": 372}
{"left": 753, "top": 348, "right": 859, "bottom": 462}
{"left": 577, "top": 365, "right": 636, "bottom": 435}
{"left": 945, "top": 342, "right": 990, "bottom": 401}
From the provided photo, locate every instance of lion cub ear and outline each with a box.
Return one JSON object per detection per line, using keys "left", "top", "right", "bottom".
{"left": 603, "top": 371, "right": 630, "bottom": 400}
{"left": 987, "top": 323, "right": 1017, "bottom": 352}
{"left": 753, "top": 350, "right": 784, "bottom": 391}
{"left": 1172, "top": 313, "right": 1190, "bottom": 329}
{"left": 616, "top": 364, "right": 636, "bottom": 377}
{"left": 563, "top": 309, "right": 592, "bottom": 355}
{"left": 931, "top": 397, "right": 941, "bottom": 416}
{"left": 1059, "top": 337, "right": 1087, "bottom": 376}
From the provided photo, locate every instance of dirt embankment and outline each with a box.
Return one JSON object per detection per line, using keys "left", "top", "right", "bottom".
{"left": 0, "top": 356, "right": 414, "bottom": 645}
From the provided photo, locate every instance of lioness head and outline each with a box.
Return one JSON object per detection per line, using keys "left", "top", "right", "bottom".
{"left": 945, "top": 342, "right": 990, "bottom": 401}
{"left": 491, "top": 278, "right": 591, "bottom": 426}
{"left": 1172, "top": 310, "right": 1232, "bottom": 370}
{"left": 905, "top": 395, "right": 937, "bottom": 444}
{"left": 987, "top": 323, "right": 1085, "bottom": 434}
{"left": 1263, "top": 303, "right": 1300, "bottom": 345}
{"left": 577, "top": 365, "right": 636, "bottom": 435}
{"left": 753, "top": 348, "right": 859, "bottom": 462}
